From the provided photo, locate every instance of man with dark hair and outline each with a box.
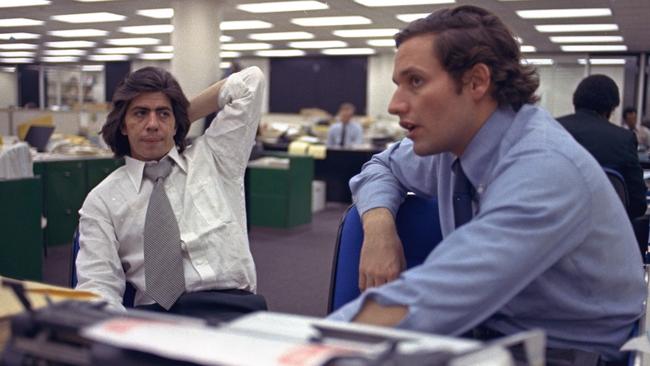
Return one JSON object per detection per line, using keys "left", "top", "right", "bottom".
{"left": 76, "top": 66, "right": 267, "bottom": 320}
{"left": 558, "top": 75, "right": 646, "bottom": 218}
{"left": 621, "top": 106, "right": 649, "bottom": 149}
{"left": 327, "top": 103, "right": 364, "bottom": 148}
{"left": 329, "top": 5, "right": 644, "bottom": 362}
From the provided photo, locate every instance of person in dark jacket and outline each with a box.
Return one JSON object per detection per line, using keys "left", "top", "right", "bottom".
{"left": 557, "top": 74, "right": 647, "bottom": 218}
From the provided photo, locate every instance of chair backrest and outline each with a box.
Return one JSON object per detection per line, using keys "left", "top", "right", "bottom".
{"left": 602, "top": 167, "right": 649, "bottom": 260}
{"left": 328, "top": 195, "right": 443, "bottom": 313}
{"left": 70, "top": 228, "right": 135, "bottom": 307}
{"left": 603, "top": 167, "right": 630, "bottom": 209}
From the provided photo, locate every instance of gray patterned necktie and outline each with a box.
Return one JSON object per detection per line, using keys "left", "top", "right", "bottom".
{"left": 143, "top": 158, "right": 185, "bottom": 310}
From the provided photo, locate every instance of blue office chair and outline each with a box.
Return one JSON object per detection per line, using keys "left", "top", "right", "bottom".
{"left": 602, "top": 167, "right": 650, "bottom": 261}
{"left": 328, "top": 195, "right": 443, "bottom": 313}
{"left": 70, "top": 229, "right": 136, "bottom": 307}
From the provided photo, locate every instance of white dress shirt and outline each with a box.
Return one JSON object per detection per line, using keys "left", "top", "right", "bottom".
{"left": 76, "top": 67, "right": 265, "bottom": 311}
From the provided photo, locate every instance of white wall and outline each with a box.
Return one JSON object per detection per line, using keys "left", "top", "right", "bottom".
{"left": 536, "top": 64, "right": 625, "bottom": 122}
{"left": 0, "top": 72, "right": 17, "bottom": 108}
{"left": 367, "top": 52, "right": 398, "bottom": 122}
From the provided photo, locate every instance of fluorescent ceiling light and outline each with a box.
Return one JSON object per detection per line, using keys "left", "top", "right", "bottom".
{"left": 81, "top": 64, "right": 104, "bottom": 71}
{"left": 155, "top": 45, "right": 173, "bottom": 52}
{"left": 535, "top": 24, "right": 618, "bottom": 33}
{"left": 0, "top": 32, "right": 39, "bottom": 40}
{"left": 139, "top": 53, "right": 173, "bottom": 60}
{"left": 367, "top": 39, "right": 395, "bottom": 47}
{"left": 221, "top": 42, "right": 272, "bottom": 51}
{"left": 0, "top": 57, "right": 33, "bottom": 63}
{"left": 0, "top": 51, "right": 34, "bottom": 57}
{"left": 396, "top": 13, "right": 429, "bottom": 23}
{"left": 48, "top": 29, "right": 108, "bottom": 37}
{"left": 221, "top": 21, "right": 273, "bottom": 30}
{"left": 561, "top": 44, "right": 627, "bottom": 52}
{"left": 520, "top": 45, "right": 536, "bottom": 52}
{"left": 578, "top": 58, "right": 626, "bottom": 65}
{"left": 291, "top": 16, "right": 371, "bottom": 27}
{"left": 221, "top": 35, "right": 233, "bottom": 42}
{"left": 0, "top": 18, "right": 44, "bottom": 27}
{"left": 355, "top": 0, "right": 454, "bottom": 6}
{"left": 255, "top": 49, "right": 306, "bottom": 57}
{"left": 51, "top": 12, "right": 125, "bottom": 23}
{"left": 41, "top": 56, "right": 79, "bottom": 62}
{"left": 249, "top": 31, "right": 314, "bottom": 41}
{"left": 521, "top": 58, "right": 554, "bottom": 65}
{"left": 96, "top": 47, "right": 142, "bottom": 54}
{"left": 137, "top": 8, "right": 173, "bottom": 19}
{"left": 237, "top": 1, "right": 328, "bottom": 13}
{"left": 74, "top": 0, "right": 121, "bottom": 2}
{"left": 322, "top": 48, "right": 375, "bottom": 55}
{"left": 43, "top": 49, "right": 86, "bottom": 56}
{"left": 517, "top": 8, "right": 611, "bottom": 19}
{"left": 220, "top": 51, "right": 241, "bottom": 58}
{"left": 289, "top": 40, "right": 347, "bottom": 48}
{"left": 220, "top": 61, "right": 231, "bottom": 68}
{"left": 120, "top": 25, "right": 173, "bottom": 34}
{"left": 333, "top": 29, "right": 398, "bottom": 38}
{"left": 0, "top": 43, "right": 37, "bottom": 49}
{"left": 88, "top": 54, "right": 129, "bottom": 61}
{"left": 0, "top": 0, "right": 50, "bottom": 8}
{"left": 1, "top": 66, "right": 16, "bottom": 72}
{"left": 106, "top": 37, "right": 161, "bottom": 46}
{"left": 550, "top": 36, "right": 623, "bottom": 43}
{"left": 46, "top": 40, "right": 96, "bottom": 48}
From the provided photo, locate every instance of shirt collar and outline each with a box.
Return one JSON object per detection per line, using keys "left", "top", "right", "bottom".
{"left": 458, "top": 106, "right": 516, "bottom": 190}
{"left": 124, "top": 146, "right": 186, "bottom": 193}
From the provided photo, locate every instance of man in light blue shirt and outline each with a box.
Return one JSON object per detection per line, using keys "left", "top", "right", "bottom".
{"left": 327, "top": 103, "right": 364, "bottom": 148}
{"left": 328, "top": 5, "right": 645, "bottom": 362}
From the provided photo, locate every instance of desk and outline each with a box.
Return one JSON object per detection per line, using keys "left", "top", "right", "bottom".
{"left": 33, "top": 155, "right": 123, "bottom": 247}
{"left": 263, "top": 142, "right": 382, "bottom": 203}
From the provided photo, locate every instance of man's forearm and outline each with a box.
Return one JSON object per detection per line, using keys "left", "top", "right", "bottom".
{"left": 188, "top": 78, "right": 228, "bottom": 122}
{"left": 352, "top": 298, "right": 408, "bottom": 326}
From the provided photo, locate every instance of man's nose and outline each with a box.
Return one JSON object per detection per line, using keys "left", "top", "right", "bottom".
{"left": 144, "top": 112, "right": 160, "bottom": 129}
{"left": 388, "top": 92, "right": 407, "bottom": 115}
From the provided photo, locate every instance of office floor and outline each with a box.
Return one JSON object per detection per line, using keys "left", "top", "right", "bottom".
{"left": 42, "top": 202, "right": 348, "bottom": 317}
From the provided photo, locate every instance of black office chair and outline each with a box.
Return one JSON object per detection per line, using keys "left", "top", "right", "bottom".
{"left": 70, "top": 229, "right": 136, "bottom": 307}
{"left": 602, "top": 167, "right": 649, "bottom": 260}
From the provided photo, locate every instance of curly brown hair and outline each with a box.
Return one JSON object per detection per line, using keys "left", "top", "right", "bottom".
{"left": 395, "top": 5, "right": 539, "bottom": 111}
{"left": 101, "top": 66, "right": 190, "bottom": 157}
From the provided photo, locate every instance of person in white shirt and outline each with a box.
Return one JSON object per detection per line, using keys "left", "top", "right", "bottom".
{"left": 326, "top": 103, "right": 364, "bottom": 148}
{"left": 622, "top": 106, "right": 649, "bottom": 149}
{"left": 76, "top": 66, "right": 267, "bottom": 321}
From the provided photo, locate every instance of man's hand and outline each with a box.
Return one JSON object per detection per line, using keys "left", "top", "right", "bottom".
{"left": 358, "top": 208, "right": 406, "bottom": 292}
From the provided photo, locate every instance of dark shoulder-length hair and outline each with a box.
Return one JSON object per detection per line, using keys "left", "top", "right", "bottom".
{"left": 101, "top": 66, "right": 190, "bottom": 157}
{"left": 395, "top": 5, "right": 539, "bottom": 111}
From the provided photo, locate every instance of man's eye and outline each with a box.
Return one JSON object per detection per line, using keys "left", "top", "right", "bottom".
{"left": 134, "top": 110, "right": 146, "bottom": 117}
{"left": 159, "top": 111, "right": 171, "bottom": 118}
{"left": 410, "top": 76, "right": 423, "bottom": 88}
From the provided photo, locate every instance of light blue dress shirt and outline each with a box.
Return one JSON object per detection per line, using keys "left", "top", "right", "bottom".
{"left": 327, "top": 120, "right": 364, "bottom": 147}
{"left": 328, "top": 105, "right": 646, "bottom": 360}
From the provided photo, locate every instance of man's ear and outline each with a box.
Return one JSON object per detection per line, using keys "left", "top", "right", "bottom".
{"left": 465, "top": 63, "right": 492, "bottom": 101}
{"left": 120, "top": 122, "right": 127, "bottom": 136}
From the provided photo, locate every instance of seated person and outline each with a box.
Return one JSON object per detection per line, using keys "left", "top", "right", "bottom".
{"left": 328, "top": 5, "right": 645, "bottom": 364}
{"left": 76, "top": 66, "right": 267, "bottom": 321}
{"left": 557, "top": 75, "right": 646, "bottom": 219}
{"left": 327, "top": 103, "right": 364, "bottom": 148}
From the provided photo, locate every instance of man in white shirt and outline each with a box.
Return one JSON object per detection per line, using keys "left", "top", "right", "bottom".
{"left": 327, "top": 103, "right": 364, "bottom": 148}
{"left": 76, "top": 66, "right": 267, "bottom": 321}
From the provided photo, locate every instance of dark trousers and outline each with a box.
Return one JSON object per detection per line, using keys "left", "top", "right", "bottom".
{"left": 135, "top": 289, "right": 267, "bottom": 325}
{"left": 472, "top": 326, "right": 628, "bottom": 366}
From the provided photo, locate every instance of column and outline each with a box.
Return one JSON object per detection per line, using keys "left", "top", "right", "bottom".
{"left": 171, "top": 0, "right": 223, "bottom": 137}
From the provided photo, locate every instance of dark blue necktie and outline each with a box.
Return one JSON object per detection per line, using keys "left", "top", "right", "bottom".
{"left": 452, "top": 160, "right": 474, "bottom": 228}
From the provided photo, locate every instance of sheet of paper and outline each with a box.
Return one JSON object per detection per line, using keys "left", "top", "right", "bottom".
{"left": 82, "top": 317, "right": 363, "bottom": 366}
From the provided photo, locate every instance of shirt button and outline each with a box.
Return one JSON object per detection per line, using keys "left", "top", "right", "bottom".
{"left": 180, "top": 240, "right": 187, "bottom": 251}
{"left": 477, "top": 185, "right": 485, "bottom": 194}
